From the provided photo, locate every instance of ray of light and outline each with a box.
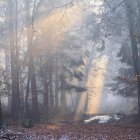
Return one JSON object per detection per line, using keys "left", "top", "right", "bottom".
{"left": 87, "top": 55, "right": 108, "bottom": 114}
{"left": 34, "top": 5, "right": 83, "bottom": 51}
{"left": 74, "top": 54, "right": 108, "bottom": 120}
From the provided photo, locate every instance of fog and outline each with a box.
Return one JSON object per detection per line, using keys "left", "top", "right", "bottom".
{"left": 0, "top": 0, "right": 139, "bottom": 123}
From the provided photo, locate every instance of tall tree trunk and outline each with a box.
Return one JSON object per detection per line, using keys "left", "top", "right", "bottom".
{"left": 60, "top": 88, "right": 67, "bottom": 115}
{"left": 136, "top": 0, "right": 140, "bottom": 43}
{"left": 8, "top": 0, "right": 20, "bottom": 120}
{"left": 54, "top": 81, "right": 59, "bottom": 113}
{"left": 24, "top": 68, "right": 30, "bottom": 119}
{"left": 49, "top": 62, "right": 54, "bottom": 116}
{"left": 136, "top": 0, "right": 140, "bottom": 25}
{"left": 54, "top": 54, "right": 59, "bottom": 113}
{"left": 43, "top": 77, "right": 49, "bottom": 121}
{"left": 39, "top": 55, "right": 49, "bottom": 121}
{"left": 125, "top": 0, "right": 140, "bottom": 115}
{"left": 15, "top": 0, "right": 20, "bottom": 118}
{"left": 60, "top": 73, "right": 67, "bottom": 115}
{"left": 25, "top": 0, "right": 39, "bottom": 122}
{"left": 30, "top": 54, "right": 39, "bottom": 121}
{"left": 54, "top": 65, "right": 59, "bottom": 113}
{"left": 0, "top": 99, "right": 3, "bottom": 128}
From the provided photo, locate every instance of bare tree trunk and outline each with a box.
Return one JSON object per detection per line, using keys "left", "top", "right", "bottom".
{"left": 136, "top": 0, "right": 140, "bottom": 44}
{"left": 54, "top": 73, "right": 59, "bottom": 113}
{"left": 60, "top": 88, "right": 67, "bottom": 115}
{"left": 38, "top": 55, "right": 49, "bottom": 121}
{"left": 25, "top": 0, "right": 39, "bottom": 122}
{"left": 0, "top": 99, "right": 3, "bottom": 128}
{"left": 54, "top": 54, "right": 59, "bottom": 113}
{"left": 49, "top": 62, "right": 54, "bottom": 116}
{"left": 136, "top": 0, "right": 140, "bottom": 26}
{"left": 8, "top": 0, "right": 20, "bottom": 120}
{"left": 43, "top": 77, "right": 49, "bottom": 121}
{"left": 24, "top": 68, "right": 30, "bottom": 119}
{"left": 54, "top": 83, "right": 59, "bottom": 113}
{"left": 15, "top": 0, "right": 20, "bottom": 118}
{"left": 60, "top": 73, "right": 67, "bottom": 115}
{"left": 30, "top": 54, "right": 40, "bottom": 121}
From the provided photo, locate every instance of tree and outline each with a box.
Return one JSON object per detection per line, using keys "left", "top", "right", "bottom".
{"left": 8, "top": 0, "right": 20, "bottom": 119}
{"left": 124, "top": 0, "right": 140, "bottom": 114}
{"left": 107, "top": 0, "right": 140, "bottom": 115}
{"left": 25, "top": 0, "right": 40, "bottom": 121}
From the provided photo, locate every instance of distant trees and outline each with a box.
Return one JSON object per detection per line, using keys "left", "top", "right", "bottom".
{"left": 1, "top": 0, "right": 140, "bottom": 122}
{"left": 0, "top": 0, "right": 94, "bottom": 122}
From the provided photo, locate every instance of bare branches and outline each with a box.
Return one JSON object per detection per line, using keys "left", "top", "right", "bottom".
{"left": 52, "top": 0, "right": 75, "bottom": 9}
{"left": 104, "top": 0, "right": 125, "bottom": 12}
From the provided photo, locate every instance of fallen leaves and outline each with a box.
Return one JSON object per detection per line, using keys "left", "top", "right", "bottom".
{"left": 0, "top": 122, "right": 140, "bottom": 140}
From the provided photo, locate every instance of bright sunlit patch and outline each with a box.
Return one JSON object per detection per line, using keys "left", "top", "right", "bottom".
{"left": 87, "top": 55, "right": 108, "bottom": 114}
{"left": 34, "top": 4, "right": 83, "bottom": 52}
{"left": 90, "top": 0, "right": 103, "bottom": 6}
{"left": 89, "top": 0, "right": 103, "bottom": 15}
{"left": 74, "top": 55, "right": 108, "bottom": 120}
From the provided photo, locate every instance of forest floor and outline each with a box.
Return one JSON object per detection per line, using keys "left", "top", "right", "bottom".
{"left": 0, "top": 115, "right": 140, "bottom": 140}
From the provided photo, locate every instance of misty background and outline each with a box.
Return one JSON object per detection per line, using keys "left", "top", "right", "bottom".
{"left": 0, "top": 0, "right": 139, "bottom": 122}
